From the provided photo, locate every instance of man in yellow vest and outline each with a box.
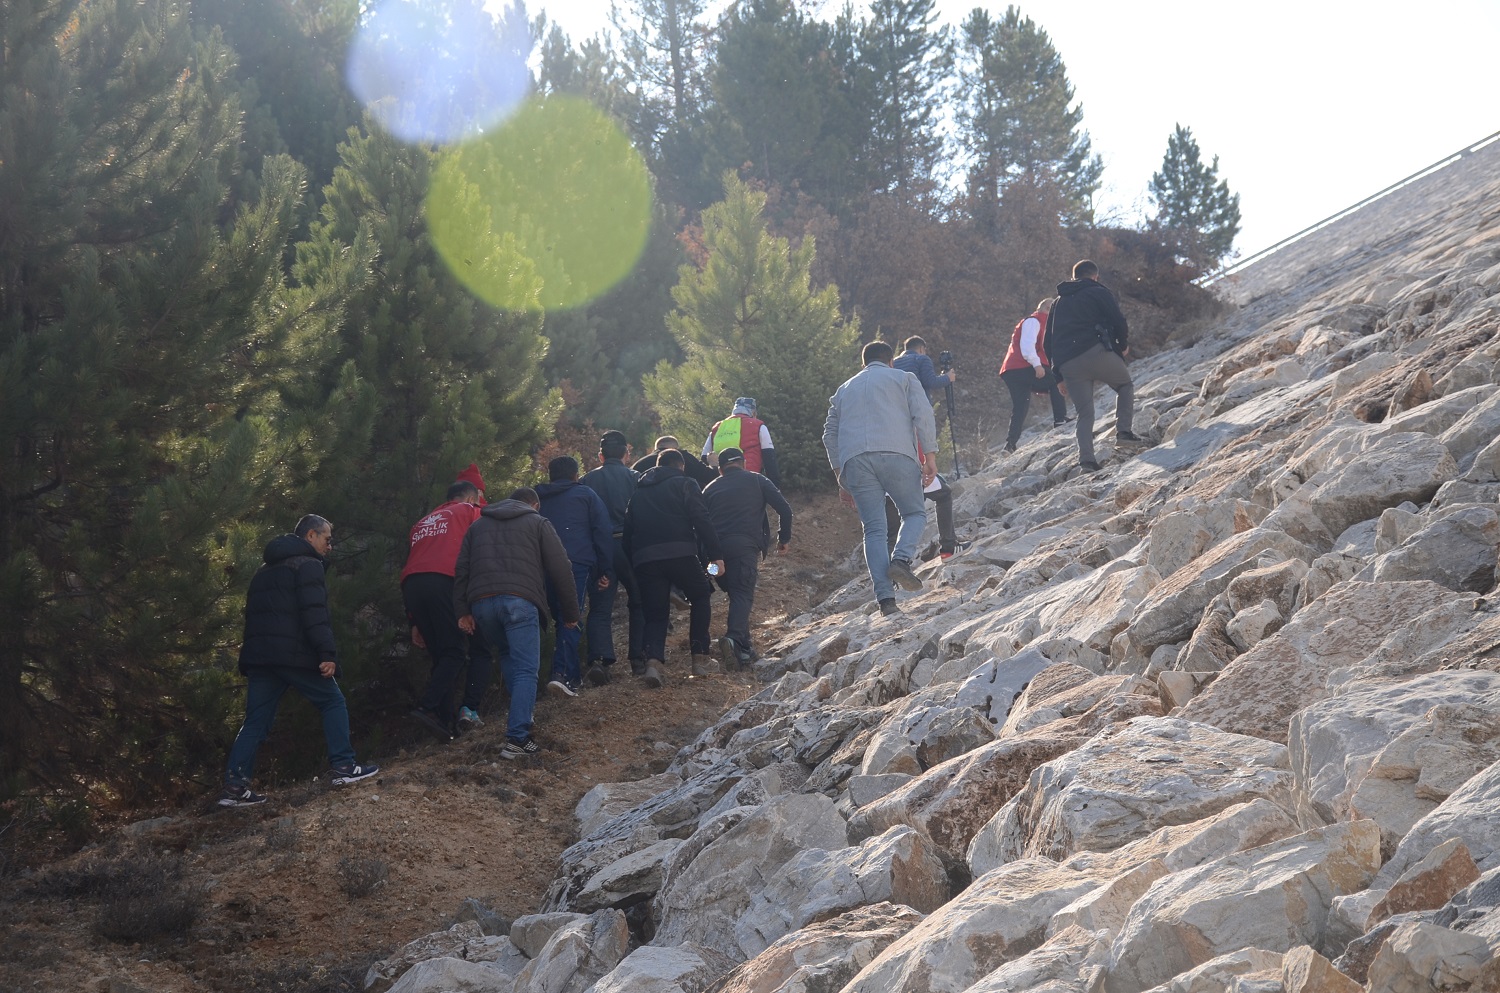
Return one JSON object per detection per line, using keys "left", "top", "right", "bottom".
{"left": 702, "top": 398, "right": 781, "bottom": 486}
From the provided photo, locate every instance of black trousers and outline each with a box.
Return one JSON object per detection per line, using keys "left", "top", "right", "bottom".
{"left": 717, "top": 550, "right": 760, "bottom": 648}
{"left": 588, "top": 537, "right": 645, "bottom": 663}
{"left": 1001, "top": 367, "right": 1069, "bottom": 448}
{"left": 636, "top": 556, "right": 713, "bottom": 661}
{"left": 886, "top": 478, "right": 956, "bottom": 555}
{"left": 402, "top": 572, "right": 492, "bottom": 721}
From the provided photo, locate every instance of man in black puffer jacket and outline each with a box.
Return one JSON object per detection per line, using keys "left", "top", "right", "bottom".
{"left": 624, "top": 449, "right": 724, "bottom": 685}
{"left": 1046, "top": 259, "right": 1139, "bottom": 472}
{"left": 703, "top": 447, "right": 792, "bottom": 670}
{"left": 220, "top": 515, "right": 379, "bottom": 807}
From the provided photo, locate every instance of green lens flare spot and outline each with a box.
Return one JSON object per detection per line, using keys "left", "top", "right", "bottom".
{"left": 428, "top": 96, "right": 653, "bottom": 312}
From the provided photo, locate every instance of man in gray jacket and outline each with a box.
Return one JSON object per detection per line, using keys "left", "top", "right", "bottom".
{"left": 454, "top": 487, "right": 579, "bottom": 759}
{"left": 823, "top": 340, "right": 939, "bottom": 616}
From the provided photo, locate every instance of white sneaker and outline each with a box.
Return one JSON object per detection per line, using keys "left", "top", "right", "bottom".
{"left": 546, "top": 679, "right": 577, "bottom": 698}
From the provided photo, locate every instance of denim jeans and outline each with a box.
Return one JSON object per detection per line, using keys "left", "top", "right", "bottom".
{"left": 842, "top": 451, "right": 926, "bottom": 601}
{"left": 225, "top": 665, "right": 355, "bottom": 787}
{"left": 471, "top": 594, "right": 541, "bottom": 743}
{"left": 548, "top": 562, "right": 592, "bottom": 686}
{"left": 588, "top": 538, "right": 644, "bottom": 663}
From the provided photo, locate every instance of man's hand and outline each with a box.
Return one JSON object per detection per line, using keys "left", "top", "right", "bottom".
{"left": 597, "top": 575, "right": 611, "bottom": 590}
{"left": 319, "top": 660, "right": 336, "bottom": 678}
{"left": 410, "top": 625, "right": 426, "bottom": 649}
{"left": 709, "top": 559, "right": 726, "bottom": 576}
{"left": 563, "top": 620, "right": 580, "bottom": 630}
{"left": 947, "top": 369, "right": 957, "bottom": 383}
{"left": 922, "top": 453, "right": 937, "bottom": 487}
{"left": 1121, "top": 346, "right": 1131, "bottom": 360}
{"left": 458, "top": 614, "right": 476, "bottom": 635}
{"left": 777, "top": 542, "right": 790, "bottom": 555}
{"left": 1033, "top": 365, "right": 1046, "bottom": 379}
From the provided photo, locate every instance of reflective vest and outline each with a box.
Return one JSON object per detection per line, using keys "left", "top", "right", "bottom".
{"left": 709, "top": 415, "right": 765, "bottom": 472}
{"left": 1001, "top": 310, "right": 1051, "bottom": 374}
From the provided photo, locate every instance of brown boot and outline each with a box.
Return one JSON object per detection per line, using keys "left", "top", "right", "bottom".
{"left": 689, "top": 654, "right": 716, "bottom": 678}
{"left": 641, "top": 661, "right": 664, "bottom": 688}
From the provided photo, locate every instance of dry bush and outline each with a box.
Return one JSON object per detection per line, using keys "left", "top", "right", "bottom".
{"left": 27, "top": 846, "right": 204, "bottom": 941}
{"left": 262, "top": 818, "right": 302, "bottom": 852}
{"left": 334, "top": 854, "right": 389, "bottom": 900}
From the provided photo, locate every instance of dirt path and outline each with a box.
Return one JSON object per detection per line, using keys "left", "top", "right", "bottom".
{"left": 0, "top": 491, "right": 862, "bottom": 993}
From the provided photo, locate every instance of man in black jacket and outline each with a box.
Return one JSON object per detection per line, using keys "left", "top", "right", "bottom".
{"left": 632, "top": 435, "right": 718, "bottom": 489}
{"left": 1045, "top": 259, "right": 1140, "bottom": 471}
{"left": 624, "top": 449, "right": 724, "bottom": 685}
{"left": 703, "top": 447, "right": 792, "bottom": 670}
{"left": 580, "top": 430, "right": 644, "bottom": 681}
{"left": 220, "top": 515, "right": 378, "bottom": 807}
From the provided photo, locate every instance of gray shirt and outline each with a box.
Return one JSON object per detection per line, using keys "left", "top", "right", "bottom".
{"left": 822, "top": 362, "right": 939, "bottom": 474}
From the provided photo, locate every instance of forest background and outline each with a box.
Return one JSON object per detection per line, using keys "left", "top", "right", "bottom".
{"left": 0, "top": 0, "right": 1235, "bottom": 835}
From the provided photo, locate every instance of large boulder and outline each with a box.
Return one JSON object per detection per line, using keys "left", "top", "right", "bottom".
{"left": 386, "top": 958, "right": 515, "bottom": 993}
{"left": 1178, "top": 581, "right": 1473, "bottom": 742}
{"left": 1367, "top": 504, "right": 1500, "bottom": 592}
{"left": 1105, "top": 819, "right": 1382, "bottom": 993}
{"left": 1363, "top": 920, "right": 1498, "bottom": 993}
{"left": 588, "top": 944, "right": 736, "bottom": 993}
{"left": 1378, "top": 756, "right": 1500, "bottom": 888}
{"left": 511, "top": 909, "right": 630, "bottom": 993}
{"left": 709, "top": 903, "right": 924, "bottom": 993}
{"left": 576, "top": 774, "right": 685, "bottom": 838}
{"left": 962, "top": 925, "right": 1112, "bottom": 993}
{"left": 1133, "top": 947, "right": 1284, "bottom": 993}
{"left": 968, "top": 717, "right": 1293, "bottom": 875}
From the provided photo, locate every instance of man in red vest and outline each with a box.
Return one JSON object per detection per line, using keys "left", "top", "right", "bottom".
{"left": 999, "top": 299, "right": 1071, "bottom": 453}
{"left": 702, "top": 398, "right": 781, "bottom": 486}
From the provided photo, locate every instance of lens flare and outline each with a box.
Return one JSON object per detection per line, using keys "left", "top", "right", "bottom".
{"left": 347, "top": 0, "right": 531, "bottom": 144}
{"left": 428, "top": 96, "right": 654, "bottom": 312}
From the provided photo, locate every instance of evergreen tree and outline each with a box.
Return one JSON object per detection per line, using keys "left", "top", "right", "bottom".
{"left": 1149, "top": 123, "right": 1242, "bottom": 271}
{"left": 956, "top": 5, "right": 1102, "bottom": 230}
{"left": 0, "top": 0, "right": 365, "bottom": 802}
{"left": 644, "top": 174, "right": 858, "bottom": 489}
{"left": 859, "top": 0, "right": 949, "bottom": 203}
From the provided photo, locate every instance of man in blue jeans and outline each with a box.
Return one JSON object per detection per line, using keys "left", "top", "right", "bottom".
{"left": 537, "top": 456, "right": 614, "bottom": 697}
{"left": 220, "top": 515, "right": 379, "bottom": 807}
{"left": 823, "top": 340, "right": 939, "bottom": 616}
{"left": 454, "top": 488, "right": 579, "bottom": 759}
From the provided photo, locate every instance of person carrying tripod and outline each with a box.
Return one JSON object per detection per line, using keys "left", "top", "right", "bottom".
{"left": 895, "top": 337, "right": 961, "bottom": 477}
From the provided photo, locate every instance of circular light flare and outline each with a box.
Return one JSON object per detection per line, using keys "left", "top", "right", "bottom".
{"left": 427, "top": 96, "right": 654, "bottom": 312}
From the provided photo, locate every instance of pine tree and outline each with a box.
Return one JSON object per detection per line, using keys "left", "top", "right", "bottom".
{"left": 956, "top": 5, "right": 1102, "bottom": 231}
{"left": 859, "top": 0, "right": 950, "bottom": 203}
{"left": 0, "top": 0, "right": 365, "bottom": 802}
{"left": 1149, "top": 123, "right": 1242, "bottom": 271}
{"left": 644, "top": 174, "right": 858, "bottom": 489}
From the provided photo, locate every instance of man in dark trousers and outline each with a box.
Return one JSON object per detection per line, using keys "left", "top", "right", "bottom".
{"left": 220, "top": 515, "right": 378, "bottom": 806}
{"left": 402, "top": 478, "right": 489, "bottom": 741}
{"left": 537, "top": 455, "right": 614, "bottom": 697}
{"left": 454, "top": 488, "right": 579, "bottom": 759}
{"left": 624, "top": 449, "right": 724, "bottom": 685}
{"left": 703, "top": 446, "right": 793, "bottom": 669}
{"left": 1046, "top": 259, "right": 1139, "bottom": 471}
{"left": 580, "top": 430, "right": 644, "bottom": 680}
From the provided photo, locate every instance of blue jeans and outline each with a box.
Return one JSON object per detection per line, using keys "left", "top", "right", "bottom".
{"left": 471, "top": 594, "right": 541, "bottom": 743}
{"left": 548, "top": 562, "right": 592, "bottom": 686}
{"left": 225, "top": 665, "right": 355, "bottom": 787}
{"left": 842, "top": 451, "right": 926, "bottom": 601}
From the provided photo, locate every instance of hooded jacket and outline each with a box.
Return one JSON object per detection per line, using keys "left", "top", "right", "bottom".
{"left": 1045, "top": 278, "right": 1130, "bottom": 369}
{"left": 623, "top": 465, "right": 722, "bottom": 567}
{"left": 535, "top": 479, "right": 615, "bottom": 577}
{"left": 453, "top": 499, "right": 580, "bottom": 624}
{"left": 238, "top": 534, "right": 337, "bottom": 675}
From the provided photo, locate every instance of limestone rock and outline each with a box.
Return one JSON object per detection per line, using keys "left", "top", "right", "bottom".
{"left": 709, "top": 903, "right": 924, "bottom": 993}
{"left": 1157, "top": 671, "right": 1217, "bottom": 711}
{"left": 1002, "top": 673, "right": 1163, "bottom": 738}
{"left": 652, "top": 793, "right": 847, "bottom": 961}
{"left": 511, "top": 909, "right": 630, "bottom": 993}
{"left": 1363, "top": 920, "right": 1494, "bottom": 993}
{"left": 386, "top": 957, "right": 513, "bottom": 993}
{"left": 1438, "top": 386, "right": 1500, "bottom": 464}
{"left": 588, "top": 944, "right": 736, "bottom": 993}
{"left": 512, "top": 913, "right": 588, "bottom": 959}
{"left": 1368, "top": 504, "right": 1500, "bottom": 592}
{"left": 969, "top": 717, "right": 1292, "bottom": 874}
{"left": 1380, "top": 756, "right": 1500, "bottom": 887}
{"left": 963, "top": 925, "right": 1111, "bottom": 993}
{"left": 1281, "top": 945, "right": 1362, "bottom": 993}
{"left": 841, "top": 858, "right": 1105, "bottom": 993}
{"left": 1179, "top": 581, "right": 1471, "bottom": 743}
{"left": 367, "top": 921, "right": 484, "bottom": 991}
{"left": 1048, "top": 858, "right": 1171, "bottom": 940}
{"left": 1371, "top": 837, "right": 1480, "bottom": 924}
{"left": 576, "top": 774, "right": 685, "bottom": 839}
{"left": 1135, "top": 949, "right": 1284, "bottom": 992}
{"left": 1225, "top": 599, "right": 1284, "bottom": 653}
{"left": 1105, "top": 819, "right": 1382, "bottom": 993}
{"left": 573, "top": 839, "right": 683, "bottom": 913}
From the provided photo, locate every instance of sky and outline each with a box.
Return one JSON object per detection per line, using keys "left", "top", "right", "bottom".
{"left": 531, "top": 0, "right": 1500, "bottom": 263}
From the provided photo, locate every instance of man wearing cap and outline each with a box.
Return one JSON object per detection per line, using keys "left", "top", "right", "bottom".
{"left": 703, "top": 398, "right": 781, "bottom": 486}
{"left": 581, "top": 430, "right": 644, "bottom": 680}
{"left": 703, "top": 447, "right": 792, "bottom": 669}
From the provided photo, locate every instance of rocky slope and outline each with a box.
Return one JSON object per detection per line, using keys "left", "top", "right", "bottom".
{"left": 369, "top": 138, "right": 1500, "bottom": 992}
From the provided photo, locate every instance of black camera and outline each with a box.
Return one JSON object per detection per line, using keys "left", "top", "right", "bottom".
{"left": 938, "top": 350, "right": 953, "bottom": 372}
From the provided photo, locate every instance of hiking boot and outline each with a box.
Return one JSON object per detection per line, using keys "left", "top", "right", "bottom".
{"left": 329, "top": 763, "right": 379, "bottom": 786}
{"left": 888, "top": 557, "right": 923, "bottom": 592}
{"left": 1080, "top": 460, "right": 1103, "bottom": 473}
{"left": 642, "top": 661, "right": 664, "bottom": 689}
{"left": 1116, "top": 431, "right": 1143, "bottom": 443}
{"left": 689, "top": 654, "right": 716, "bottom": 678}
{"left": 1003, "top": 441, "right": 1017, "bottom": 454}
{"left": 546, "top": 679, "right": 577, "bottom": 698}
{"left": 585, "top": 661, "right": 612, "bottom": 686}
{"left": 628, "top": 657, "right": 648, "bottom": 677}
{"left": 500, "top": 737, "right": 540, "bottom": 760}
{"left": 218, "top": 785, "right": 267, "bottom": 808}
{"left": 409, "top": 707, "right": 453, "bottom": 742}
{"left": 456, "top": 707, "right": 484, "bottom": 733}
{"left": 878, "top": 597, "right": 900, "bottom": 616}
{"left": 718, "top": 636, "right": 744, "bottom": 671}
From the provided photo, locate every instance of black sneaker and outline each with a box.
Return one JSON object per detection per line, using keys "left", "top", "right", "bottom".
{"left": 218, "top": 785, "right": 267, "bottom": 808}
{"left": 718, "top": 636, "right": 741, "bottom": 671}
{"left": 1003, "top": 442, "right": 1017, "bottom": 454}
{"left": 330, "top": 763, "right": 379, "bottom": 786}
{"left": 1116, "top": 431, "right": 1143, "bottom": 443}
{"left": 887, "top": 557, "right": 923, "bottom": 592}
{"left": 879, "top": 597, "right": 900, "bottom": 616}
{"left": 585, "top": 662, "right": 611, "bottom": 686}
{"left": 409, "top": 707, "right": 453, "bottom": 742}
{"left": 1080, "top": 461, "right": 1103, "bottom": 472}
{"left": 500, "top": 737, "right": 540, "bottom": 760}
{"left": 628, "top": 657, "right": 648, "bottom": 677}
{"left": 1054, "top": 417, "right": 1075, "bottom": 427}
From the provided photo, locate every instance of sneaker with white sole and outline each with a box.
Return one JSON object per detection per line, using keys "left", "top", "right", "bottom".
{"left": 329, "top": 763, "right": 379, "bottom": 786}
{"left": 887, "top": 557, "right": 923, "bottom": 592}
{"left": 501, "top": 737, "right": 540, "bottom": 760}
{"left": 546, "top": 679, "right": 577, "bottom": 698}
{"left": 217, "top": 785, "right": 267, "bottom": 808}
{"left": 456, "top": 707, "right": 484, "bottom": 733}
